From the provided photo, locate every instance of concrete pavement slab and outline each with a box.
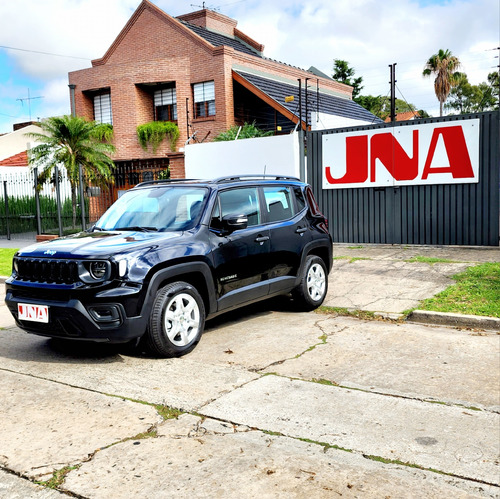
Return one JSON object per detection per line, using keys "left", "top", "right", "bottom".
{"left": 325, "top": 258, "right": 470, "bottom": 313}
{"left": 62, "top": 414, "right": 498, "bottom": 498}
{"left": 0, "top": 370, "right": 160, "bottom": 481}
{"left": 0, "top": 328, "right": 258, "bottom": 411}
{"left": 201, "top": 375, "right": 500, "bottom": 485}
{"left": 0, "top": 469, "right": 65, "bottom": 498}
{"left": 262, "top": 315, "right": 500, "bottom": 411}
{"left": 188, "top": 305, "right": 327, "bottom": 371}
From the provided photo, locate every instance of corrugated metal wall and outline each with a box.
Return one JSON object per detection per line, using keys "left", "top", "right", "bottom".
{"left": 307, "top": 111, "right": 500, "bottom": 246}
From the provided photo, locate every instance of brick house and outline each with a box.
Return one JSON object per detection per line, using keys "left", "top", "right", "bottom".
{"left": 68, "top": 0, "right": 375, "bottom": 188}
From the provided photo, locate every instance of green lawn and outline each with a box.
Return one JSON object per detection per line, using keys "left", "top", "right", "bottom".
{"left": 0, "top": 248, "right": 18, "bottom": 277}
{"left": 419, "top": 262, "right": 500, "bottom": 318}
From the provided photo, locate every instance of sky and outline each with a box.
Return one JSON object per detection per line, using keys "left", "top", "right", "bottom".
{"left": 0, "top": 0, "right": 498, "bottom": 134}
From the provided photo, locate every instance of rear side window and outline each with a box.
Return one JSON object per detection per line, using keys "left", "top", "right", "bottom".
{"left": 263, "top": 186, "right": 294, "bottom": 223}
{"left": 305, "top": 185, "right": 323, "bottom": 217}
{"left": 293, "top": 187, "right": 306, "bottom": 212}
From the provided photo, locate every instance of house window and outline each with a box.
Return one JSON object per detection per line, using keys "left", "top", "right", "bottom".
{"left": 93, "top": 93, "right": 112, "bottom": 125}
{"left": 193, "top": 81, "right": 215, "bottom": 118}
{"left": 154, "top": 88, "right": 177, "bottom": 122}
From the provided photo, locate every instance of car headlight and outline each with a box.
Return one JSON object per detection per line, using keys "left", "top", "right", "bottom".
{"left": 79, "top": 260, "right": 111, "bottom": 283}
{"left": 90, "top": 261, "right": 108, "bottom": 280}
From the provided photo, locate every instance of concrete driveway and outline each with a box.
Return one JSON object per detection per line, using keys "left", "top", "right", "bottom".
{"left": 0, "top": 243, "right": 499, "bottom": 497}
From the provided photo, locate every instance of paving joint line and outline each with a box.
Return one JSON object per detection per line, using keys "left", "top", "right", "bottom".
{"left": 256, "top": 372, "right": 497, "bottom": 414}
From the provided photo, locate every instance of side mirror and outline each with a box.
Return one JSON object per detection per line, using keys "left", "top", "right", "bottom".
{"left": 221, "top": 214, "right": 248, "bottom": 233}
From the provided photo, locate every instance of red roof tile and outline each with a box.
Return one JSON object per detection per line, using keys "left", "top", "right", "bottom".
{"left": 0, "top": 151, "right": 28, "bottom": 166}
{"left": 384, "top": 111, "right": 421, "bottom": 123}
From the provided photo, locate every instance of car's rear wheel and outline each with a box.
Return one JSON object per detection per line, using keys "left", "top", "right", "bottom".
{"left": 145, "top": 281, "right": 205, "bottom": 357}
{"left": 292, "top": 255, "right": 328, "bottom": 311}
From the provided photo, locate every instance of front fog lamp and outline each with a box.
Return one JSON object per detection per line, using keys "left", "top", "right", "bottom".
{"left": 89, "top": 261, "right": 108, "bottom": 280}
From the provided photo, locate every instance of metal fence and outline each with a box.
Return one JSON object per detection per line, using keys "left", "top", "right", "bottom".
{"left": 0, "top": 159, "right": 170, "bottom": 240}
{"left": 307, "top": 111, "right": 500, "bottom": 246}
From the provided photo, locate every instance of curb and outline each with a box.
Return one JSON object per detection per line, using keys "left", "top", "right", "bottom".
{"left": 408, "top": 310, "right": 500, "bottom": 332}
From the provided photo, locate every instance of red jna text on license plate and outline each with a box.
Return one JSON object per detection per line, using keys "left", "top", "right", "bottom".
{"left": 18, "top": 304, "right": 49, "bottom": 323}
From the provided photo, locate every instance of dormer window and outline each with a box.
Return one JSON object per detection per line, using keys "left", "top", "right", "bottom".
{"left": 154, "top": 87, "right": 177, "bottom": 121}
{"left": 193, "top": 81, "right": 215, "bottom": 118}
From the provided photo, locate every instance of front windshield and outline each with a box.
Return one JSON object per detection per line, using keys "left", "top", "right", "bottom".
{"left": 95, "top": 186, "right": 208, "bottom": 232}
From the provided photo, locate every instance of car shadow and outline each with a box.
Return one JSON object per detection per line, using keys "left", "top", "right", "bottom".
{"left": 204, "top": 295, "right": 296, "bottom": 331}
{"left": 1, "top": 295, "right": 300, "bottom": 363}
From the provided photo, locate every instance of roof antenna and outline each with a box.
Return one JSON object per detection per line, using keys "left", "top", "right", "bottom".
{"left": 190, "top": 2, "right": 220, "bottom": 11}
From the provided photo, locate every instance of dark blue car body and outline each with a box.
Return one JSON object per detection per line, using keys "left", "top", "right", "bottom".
{"left": 5, "top": 176, "right": 332, "bottom": 352}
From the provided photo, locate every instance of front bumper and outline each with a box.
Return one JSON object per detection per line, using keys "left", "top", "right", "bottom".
{"left": 5, "top": 290, "right": 148, "bottom": 343}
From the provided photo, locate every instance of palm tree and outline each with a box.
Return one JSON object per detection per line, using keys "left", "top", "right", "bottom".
{"left": 423, "top": 49, "right": 461, "bottom": 116}
{"left": 28, "top": 115, "right": 115, "bottom": 228}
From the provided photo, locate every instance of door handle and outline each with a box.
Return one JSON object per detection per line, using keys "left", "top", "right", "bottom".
{"left": 255, "top": 235, "right": 270, "bottom": 243}
{"left": 295, "top": 227, "right": 307, "bottom": 234}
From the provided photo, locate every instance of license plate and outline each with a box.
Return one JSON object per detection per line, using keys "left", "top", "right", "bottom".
{"left": 18, "top": 304, "right": 49, "bottom": 323}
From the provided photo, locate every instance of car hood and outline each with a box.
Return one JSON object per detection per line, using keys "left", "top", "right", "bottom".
{"left": 16, "top": 231, "right": 184, "bottom": 259}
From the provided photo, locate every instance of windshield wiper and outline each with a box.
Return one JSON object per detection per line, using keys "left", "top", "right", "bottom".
{"left": 114, "top": 226, "right": 158, "bottom": 232}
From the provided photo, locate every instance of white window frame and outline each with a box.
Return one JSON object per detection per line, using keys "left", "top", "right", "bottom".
{"left": 154, "top": 88, "right": 177, "bottom": 121}
{"left": 93, "top": 93, "right": 112, "bottom": 125}
{"left": 193, "top": 81, "right": 215, "bottom": 118}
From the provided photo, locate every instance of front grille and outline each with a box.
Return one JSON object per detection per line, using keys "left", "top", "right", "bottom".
{"left": 15, "top": 258, "right": 79, "bottom": 284}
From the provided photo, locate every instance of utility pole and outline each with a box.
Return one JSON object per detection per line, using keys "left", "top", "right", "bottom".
{"left": 16, "top": 88, "right": 43, "bottom": 121}
{"left": 389, "top": 63, "right": 397, "bottom": 122}
{"left": 304, "top": 77, "right": 310, "bottom": 130}
{"left": 297, "top": 79, "right": 305, "bottom": 181}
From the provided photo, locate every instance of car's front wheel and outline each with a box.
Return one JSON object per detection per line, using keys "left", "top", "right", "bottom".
{"left": 145, "top": 281, "right": 205, "bottom": 357}
{"left": 292, "top": 255, "right": 328, "bottom": 311}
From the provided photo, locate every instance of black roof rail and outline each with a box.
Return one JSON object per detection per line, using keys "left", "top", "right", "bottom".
{"left": 212, "top": 174, "right": 301, "bottom": 184}
{"left": 135, "top": 179, "right": 199, "bottom": 187}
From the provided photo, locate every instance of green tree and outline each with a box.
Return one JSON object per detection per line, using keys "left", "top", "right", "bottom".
{"left": 487, "top": 71, "right": 499, "bottom": 110}
{"left": 28, "top": 115, "right": 116, "bottom": 227}
{"left": 213, "top": 122, "right": 272, "bottom": 141}
{"left": 423, "top": 49, "right": 461, "bottom": 116}
{"left": 355, "top": 95, "right": 387, "bottom": 119}
{"left": 356, "top": 95, "right": 424, "bottom": 120}
{"left": 332, "top": 59, "right": 364, "bottom": 100}
{"left": 445, "top": 72, "right": 498, "bottom": 114}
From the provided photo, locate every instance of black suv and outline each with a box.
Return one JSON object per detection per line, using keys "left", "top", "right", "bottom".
{"left": 5, "top": 176, "right": 332, "bottom": 357}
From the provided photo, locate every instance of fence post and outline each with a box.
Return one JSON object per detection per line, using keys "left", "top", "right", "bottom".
{"left": 3, "top": 181, "right": 10, "bottom": 240}
{"left": 54, "top": 165, "right": 63, "bottom": 237}
{"left": 34, "top": 168, "right": 42, "bottom": 235}
{"left": 78, "top": 164, "right": 86, "bottom": 231}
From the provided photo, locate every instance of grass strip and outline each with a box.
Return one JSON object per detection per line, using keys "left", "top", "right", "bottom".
{"left": 405, "top": 255, "right": 463, "bottom": 264}
{"left": 419, "top": 262, "right": 500, "bottom": 318}
{"left": 0, "top": 248, "right": 17, "bottom": 276}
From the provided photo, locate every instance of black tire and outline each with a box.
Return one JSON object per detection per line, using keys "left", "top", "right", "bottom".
{"left": 292, "top": 255, "right": 328, "bottom": 311}
{"left": 145, "top": 281, "right": 205, "bottom": 357}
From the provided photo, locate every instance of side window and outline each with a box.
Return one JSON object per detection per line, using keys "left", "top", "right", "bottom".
{"left": 293, "top": 187, "right": 306, "bottom": 212}
{"left": 263, "top": 186, "right": 294, "bottom": 223}
{"left": 211, "top": 188, "right": 261, "bottom": 228}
